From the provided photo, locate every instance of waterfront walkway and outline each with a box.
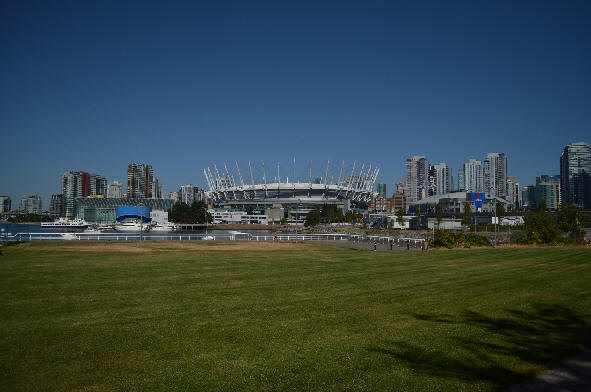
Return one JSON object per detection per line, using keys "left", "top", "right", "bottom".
{"left": 508, "top": 349, "right": 591, "bottom": 392}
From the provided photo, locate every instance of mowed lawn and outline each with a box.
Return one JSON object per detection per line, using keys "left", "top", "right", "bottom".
{"left": 1, "top": 242, "right": 591, "bottom": 391}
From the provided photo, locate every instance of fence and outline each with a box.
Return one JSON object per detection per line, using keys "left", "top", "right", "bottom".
{"left": 3, "top": 232, "right": 351, "bottom": 242}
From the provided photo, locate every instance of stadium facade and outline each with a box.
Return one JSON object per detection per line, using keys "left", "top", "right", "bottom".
{"left": 203, "top": 160, "right": 379, "bottom": 223}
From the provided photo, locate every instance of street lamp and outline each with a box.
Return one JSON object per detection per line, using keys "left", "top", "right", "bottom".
{"left": 139, "top": 203, "right": 144, "bottom": 242}
{"left": 295, "top": 199, "right": 301, "bottom": 243}
{"left": 494, "top": 198, "right": 498, "bottom": 248}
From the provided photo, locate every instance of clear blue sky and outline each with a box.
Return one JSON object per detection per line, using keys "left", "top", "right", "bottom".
{"left": 1, "top": 0, "right": 589, "bottom": 206}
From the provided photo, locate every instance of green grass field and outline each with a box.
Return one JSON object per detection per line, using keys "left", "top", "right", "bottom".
{"left": 1, "top": 242, "right": 590, "bottom": 391}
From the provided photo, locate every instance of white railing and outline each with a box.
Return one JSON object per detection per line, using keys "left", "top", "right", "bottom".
{"left": 2, "top": 232, "right": 425, "bottom": 245}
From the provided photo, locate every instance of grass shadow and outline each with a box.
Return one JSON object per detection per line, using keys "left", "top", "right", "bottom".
{"left": 366, "top": 303, "right": 591, "bottom": 390}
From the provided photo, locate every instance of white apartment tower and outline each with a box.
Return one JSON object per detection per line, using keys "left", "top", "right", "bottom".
{"left": 405, "top": 156, "right": 429, "bottom": 202}
{"left": 484, "top": 153, "right": 507, "bottom": 198}
{"left": 464, "top": 159, "right": 484, "bottom": 193}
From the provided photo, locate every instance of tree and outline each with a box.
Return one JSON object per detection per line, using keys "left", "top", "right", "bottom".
{"left": 538, "top": 198, "right": 547, "bottom": 212}
{"left": 496, "top": 201, "right": 506, "bottom": 219}
{"left": 557, "top": 204, "right": 581, "bottom": 235}
{"left": 396, "top": 208, "right": 404, "bottom": 227}
{"left": 462, "top": 202, "right": 472, "bottom": 225}
{"left": 169, "top": 200, "right": 208, "bottom": 224}
{"left": 304, "top": 209, "right": 320, "bottom": 227}
{"left": 436, "top": 205, "right": 443, "bottom": 226}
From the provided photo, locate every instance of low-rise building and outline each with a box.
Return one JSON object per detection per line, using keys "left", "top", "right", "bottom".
{"left": 75, "top": 198, "right": 175, "bottom": 223}
{"left": 427, "top": 218, "right": 462, "bottom": 230}
{"left": 210, "top": 210, "right": 268, "bottom": 225}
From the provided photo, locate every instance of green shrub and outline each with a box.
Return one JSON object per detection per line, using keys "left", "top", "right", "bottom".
{"left": 431, "top": 230, "right": 491, "bottom": 249}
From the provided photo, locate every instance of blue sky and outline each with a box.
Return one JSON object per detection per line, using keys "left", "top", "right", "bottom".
{"left": 1, "top": 0, "right": 589, "bottom": 206}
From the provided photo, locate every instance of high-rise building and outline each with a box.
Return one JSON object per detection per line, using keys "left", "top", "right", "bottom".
{"left": 376, "top": 183, "right": 387, "bottom": 198}
{"left": 179, "top": 184, "right": 205, "bottom": 205}
{"left": 169, "top": 192, "right": 179, "bottom": 201}
{"left": 560, "top": 142, "right": 591, "bottom": 208}
{"left": 463, "top": 159, "right": 484, "bottom": 193}
{"left": 394, "top": 182, "right": 405, "bottom": 195}
{"left": 62, "top": 171, "right": 107, "bottom": 218}
{"left": 20, "top": 194, "right": 42, "bottom": 214}
{"left": 405, "top": 156, "right": 429, "bottom": 203}
{"left": 533, "top": 182, "right": 560, "bottom": 210}
{"left": 457, "top": 166, "right": 465, "bottom": 191}
{"left": 0, "top": 196, "right": 11, "bottom": 213}
{"left": 427, "top": 165, "right": 437, "bottom": 196}
{"left": 484, "top": 153, "right": 507, "bottom": 198}
{"left": 91, "top": 175, "right": 107, "bottom": 197}
{"left": 107, "top": 181, "right": 123, "bottom": 198}
{"left": 127, "top": 162, "right": 153, "bottom": 199}
{"left": 152, "top": 177, "right": 163, "bottom": 199}
{"left": 522, "top": 185, "right": 534, "bottom": 210}
{"left": 434, "top": 162, "right": 453, "bottom": 195}
{"left": 536, "top": 175, "right": 560, "bottom": 208}
{"left": 50, "top": 194, "right": 64, "bottom": 216}
{"left": 506, "top": 176, "right": 521, "bottom": 210}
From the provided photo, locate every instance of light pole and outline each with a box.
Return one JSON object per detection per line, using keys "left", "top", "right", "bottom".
{"left": 494, "top": 199, "right": 498, "bottom": 248}
{"left": 139, "top": 204, "right": 144, "bottom": 242}
{"left": 295, "top": 199, "right": 301, "bottom": 243}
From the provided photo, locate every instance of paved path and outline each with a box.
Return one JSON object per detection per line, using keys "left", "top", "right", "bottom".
{"left": 311, "top": 240, "right": 425, "bottom": 252}
{"left": 508, "top": 349, "right": 591, "bottom": 392}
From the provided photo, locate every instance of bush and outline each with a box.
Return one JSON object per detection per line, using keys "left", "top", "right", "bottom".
{"left": 431, "top": 230, "right": 491, "bottom": 249}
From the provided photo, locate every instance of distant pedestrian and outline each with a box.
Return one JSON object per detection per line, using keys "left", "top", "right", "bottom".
{"left": 274, "top": 232, "right": 278, "bottom": 242}
{"left": 373, "top": 240, "right": 377, "bottom": 251}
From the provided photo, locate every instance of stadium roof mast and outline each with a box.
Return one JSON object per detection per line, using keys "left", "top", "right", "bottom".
{"left": 323, "top": 159, "right": 330, "bottom": 197}
{"left": 338, "top": 160, "right": 344, "bottom": 186}
{"left": 262, "top": 160, "right": 268, "bottom": 198}
{"left": 345, "top": 161, "right": 356, "bottom": 199}
{"left": 203, "top": 168, "right": 212, "bottom": 194}
{"left": 249, "top": 161, "right": 255, "bottom": 200}
{"left": 214, "top": 164, "right": 228, "bottom": 200}
{"left": 308, "top": 160, "right": 313, "bottom": 198}
{"left": 235, "top": 162, "right": 244, "bottom": 187}
{"left": 224, "top": 162, "right": 236, "bottom": 200}
{"left": 277, "top": 161, "right": 281, "bottom": 197}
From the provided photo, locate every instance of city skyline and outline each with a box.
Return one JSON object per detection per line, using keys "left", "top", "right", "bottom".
{"left": 0, "top": 144, "right": 586, "bottom": 211}
{"left": 1, "top": 1, "right": 590, "bottom": 205}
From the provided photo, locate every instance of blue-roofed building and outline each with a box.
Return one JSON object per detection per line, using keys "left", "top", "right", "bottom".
{"left": 116, "top": 206, "right": 151, "bottom": 223}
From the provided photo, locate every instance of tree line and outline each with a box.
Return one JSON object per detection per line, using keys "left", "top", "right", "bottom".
{"left": 304, "top": 204, "right": 363, "bottom": 227}
{"left": 168, "top": 201, "right": 212, "bottom": 224}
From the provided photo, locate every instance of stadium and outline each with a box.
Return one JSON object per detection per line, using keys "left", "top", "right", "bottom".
{"left": 203, "top": 160, "right": 379, "bottom": 223}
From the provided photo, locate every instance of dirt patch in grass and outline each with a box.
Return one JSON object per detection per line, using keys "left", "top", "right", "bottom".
{"left": 31, "top": 241, "right": 310, "bottom": 252}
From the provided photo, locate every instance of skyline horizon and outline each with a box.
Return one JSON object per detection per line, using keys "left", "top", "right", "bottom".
{"left": 2, "top": 142, "right": 584, "bottom": 211}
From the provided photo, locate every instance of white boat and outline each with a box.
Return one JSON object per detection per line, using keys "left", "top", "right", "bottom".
{"left": 60, "top": 233, "right": 77, "bottom": 240}
{"left": 41, "top": 218, "right": 88, "bottom": 229}
{"left": 151, "top": 222, "right": 176, "bottom": 232}
{"left": 114, "top": 222, "right": 151, "bottom": 232}
{"left": 83, "top": 228, "right": 102, "bottom": 234}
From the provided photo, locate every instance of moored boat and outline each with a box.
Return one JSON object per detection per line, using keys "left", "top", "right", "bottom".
{"left": 114, "top": 222, "right": 151, "bottom": 232}
{"left": 151, "top": 222, "right": 176, "bottom": 232}
{"left": 41, "top": 218, "right": 88, "bottom": 229}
